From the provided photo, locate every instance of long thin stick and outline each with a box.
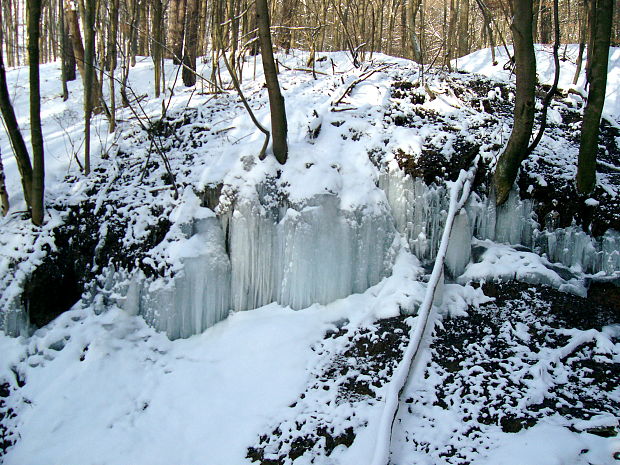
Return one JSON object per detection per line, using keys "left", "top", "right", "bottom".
{"left": 370, "top": 157, "right": 478, "bottom": 465}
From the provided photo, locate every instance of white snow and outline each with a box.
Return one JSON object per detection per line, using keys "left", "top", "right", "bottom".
{"left": 455, "top": 45, "right": 620, "bottom": 120}
{"left": 0, "top": 46, "right": 618, "bottom": 464}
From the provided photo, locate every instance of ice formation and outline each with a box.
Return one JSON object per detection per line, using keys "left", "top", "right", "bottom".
{"left": 227, "top": 193, "right": 398, "bottom": 311}
{"left": 3, "top": 165, "right": 617, "bottom": 340}
{"left": 445, "top": 210, "right": 472, "bottom": 278}
{"left": 381, "top": 165, "right": 620, "bottom": 276}
{"left": 99, "top": 191, "right": 398, "bottom": 339}
{"left": 113, "top": 216, "right": 232, "bottom": 340}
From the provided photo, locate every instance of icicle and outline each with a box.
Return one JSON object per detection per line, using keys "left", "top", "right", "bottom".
{"left": 229, "top": 193, "right": 397, "bottom": 311}
{"left": 116, "top": 216, "right": 232, "bottom": 340}
{"left": 381, "top": 165, "right": 618, "bottom": 276}
{"left": 445, "top": 209, "right": 471, "bottom": 278}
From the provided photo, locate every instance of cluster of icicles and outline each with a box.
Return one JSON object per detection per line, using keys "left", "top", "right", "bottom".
{"left": 117, "top": 166, "right": 618, "bottom": 339}
{"left": 3, "top": 166, "right": 619, "bottom": 339}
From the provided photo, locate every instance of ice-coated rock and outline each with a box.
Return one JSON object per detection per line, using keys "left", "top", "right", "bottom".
{"left": 228, "top": 193, "right": 398, "bottom": 311}
{"left": 118, "top": 216, "right": 232, "bottom": 339}
{"left": 381, "top": 164, "right": 619, "bottom": 277}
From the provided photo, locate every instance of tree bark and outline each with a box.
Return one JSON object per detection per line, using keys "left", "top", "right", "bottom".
{"left": 182, "top": 0, "right": 199, "bottom": 86}
{"left": 409, "top": 0, "right": 422, "bottom": 62}
{"left": 168, "top": 0, "right": 187, "bottom": 64}
{"left": 59, "top": 1, "right": 75, "bottom": 103}
{"left": 256, "top": 0, "right": 288, "bottom": 164}
{"left": 573, "top": 0, "right": 587, "bottom": 85}
{"left": 28, "top": 0, "right": 45, "bottom": 225}
{"left": 577, "top": 0, "right": 614, "bottom": 194}
{"left": 0, "top": 147, "right": 9, "bottom": 216}
{"left": 539, "top": 1, "right": 552, "bottom": 43}
{"left": 65, "top": 1, "right": 101, "bottom": 109}
{"left": 109, "top": 0, "right": 119, "bottom": 132}
{"left": 457, "top": 0, "right": 470, "bottom": 57}
{"left": 0, "top": 6, "right": 34, "bottom": 211}
{"left": 83, "top": 0, "right": 96, "bottom": 175}
{"left": 151, "top": 0, "right": 163, "bottom": 97}
{"left": 494, "top": 0, "right": 536, "bottom": 205}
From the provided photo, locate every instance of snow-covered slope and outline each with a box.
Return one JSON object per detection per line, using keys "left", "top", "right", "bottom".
{"left": 455, "top": 44, "right": 620, "bottom": 119}
{"left": 0, "top": 47, "right": 619, "bottom": 464}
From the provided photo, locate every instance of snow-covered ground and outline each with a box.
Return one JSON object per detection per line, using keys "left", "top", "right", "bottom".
{"left": 454, "top": 44, "right": 620, "bottom": 120}
{"left": 0, "top": 46, "right": 619, "bottom": 464}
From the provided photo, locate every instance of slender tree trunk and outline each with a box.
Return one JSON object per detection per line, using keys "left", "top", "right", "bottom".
{"left": 577, "top": 0, "right": 614, "bottom": 194}
{"left": 109, "top": 0, "right": 119, "bottom": 133}
{"left": 169, "top": 0, "right": 187, "bottom": 64}
{"left": 28, "top": 0, "right": 45, "bottom": 225}
{"left": 256, "top": 0, "right": 288, "bottom": 164}
{"left": 59, "top": 3, "right": 69, "bottom": 100}
{"left": 0, "top": 8, "right": 34, "bottom": 211}
{"left": 139, "top": 0, "right": 149, "bottom": 56}
{"left": 410, "top": 0, "right": 422, "bottom": 62}
{"left": 280, "top": 0, "right": 297, "bottom": 53}
{"left": 539, "top": 1, "right": 552, "bottom": 43}
{"left": 494, "top": 0, "right": 536, "bottom": 205}
{"left": 573, "top": 0, "right": 587, "bottom": 85}
{"left": 151, "top": 0, "right": 163, "bottom": 97}
{"left": 83, "top": 0, "right": 95, "bottom": 175}
{"left": 65, "top": 1, "right": 101, "bottom": 108}
{"left": 182, "top": 0, "right": 198, "bottom": 86}
{"left": 457, "top": 0, "right": 470, "bottom": 57}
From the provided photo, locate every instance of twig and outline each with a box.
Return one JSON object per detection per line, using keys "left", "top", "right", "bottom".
{"left": 278, "top": 61, "right": 329, "bottom": 76}
{"left": 220, "top": 48, "right": 270, "bottom": 160}
{"left": 332, "top": 64, "right": 392, "bottom": 106}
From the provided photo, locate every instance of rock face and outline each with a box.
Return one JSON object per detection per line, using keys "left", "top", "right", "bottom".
{"left": 114, "top": 192, "right": 398, "bottom": 339}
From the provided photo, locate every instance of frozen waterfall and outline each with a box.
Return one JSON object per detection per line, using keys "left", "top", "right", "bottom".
{"left": 114, "top": 215, "right": 232, "bottom": 340}
{"left": 107, "top": 192, "right": 398, "bottom": 339}
{"left": 227, "top": 194, "right": 398, "bottom": 311}
{"left": 380, "top": 165, "right": 620, "bottom": 277}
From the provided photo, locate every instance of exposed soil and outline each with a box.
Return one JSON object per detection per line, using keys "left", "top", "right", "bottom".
{"left": 429, "top": 281, "right": 619, "bottom": 439}
{"left": 247, "top": 317, "right": 410, "bottom": 465}
{"left": 249, "top": 280, "right": 619, "bottom": 464}
{"left": 388, "top": 74, "right": 620, "bottom": 237}
{"left": 518, "top": 119, "right": 620, "bottom": 236}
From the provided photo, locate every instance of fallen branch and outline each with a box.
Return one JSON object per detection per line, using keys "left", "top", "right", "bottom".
{"left": 278, "top": 61, "right": 329, "bottom": 76}
{"left": 370, "top": 157, "right": 479, "bottom": 465}
{"left": 332, "top": 64, "right": 392, "bottom": 107}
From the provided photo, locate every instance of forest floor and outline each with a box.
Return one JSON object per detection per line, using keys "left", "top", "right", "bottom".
{"left": 0, "top": 46, "right": 619, "bottom": 464}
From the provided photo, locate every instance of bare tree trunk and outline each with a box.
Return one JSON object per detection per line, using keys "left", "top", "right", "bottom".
{"left": 169, "top": 0, "right": 187, "bottom": 64}
{"left": 410, "top": 0, "right": 422, "bottom": 62}
{"left": 494, "top": 0, "right": 536, "bottom": 206}
{"left": 457, "top": 0, "right": 470, "bottom": 57}
{"left": 539, "top": 0, "right": 552, "bottom": 43}
{"left": 182, "top": 0, "right": 198, "bottom": 86}
{"left": 256, "top": 0, "right": 288, "bottom": 164}
{"left": 527, "top": 0, "right": 560, "bottom": 155}
{"left": 0, "top": 7, "right": 33, "bottom": 211}
{"left": 28, "top": 0, "right": 45, "bottom": 225}
{"left": 475, "top": 0, "right": 497, "bottom": 65}
{"left": 280, "top": 0, "right": 298, "bottom": 52}
{"left": 83, "top": 0, "right": 95, "bottom": 175}
{"left": 577, "top": 0, "right": 614, "bottom": 194}
{"left": 58, "top": 1, "right": 75, "bottom": 102}
{"left": 65, "top": 1, "right": 101, "bottom": 108}
{"left": 109, "top": 0, "right": 119, "bottom": 133}
{"left": 151, "top": 0, "right": 163, "bottom": 97}
{"left": 573, "top": 0, "right": 587, "bottom": 84}
{"left": 139, "top": 0, "right": 149, "bottom": 56}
